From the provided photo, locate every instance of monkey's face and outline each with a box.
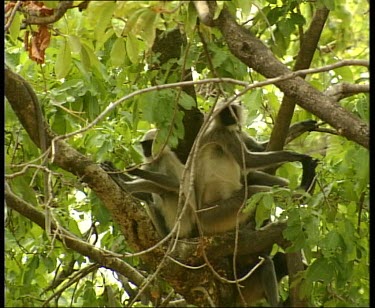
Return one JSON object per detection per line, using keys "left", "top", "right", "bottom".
{"left": 140, "top": 140, "right": 153, "bottom": 158}
{"left": 219, "top": 105, "right": 242, "bottom": 127}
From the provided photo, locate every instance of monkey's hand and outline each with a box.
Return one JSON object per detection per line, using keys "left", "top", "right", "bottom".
{"left": 285, "top": 120, "right": 318, "bottom": 144}
{"left": 299, "top": 157, "right": 319, "bottom": 193}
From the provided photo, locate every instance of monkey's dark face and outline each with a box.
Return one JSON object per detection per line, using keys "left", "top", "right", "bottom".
{"left": 219, "top": 105, "right": 240, "bottom": 127}
{"left": 141, "top": 140, "right": 153, "bottom": 158}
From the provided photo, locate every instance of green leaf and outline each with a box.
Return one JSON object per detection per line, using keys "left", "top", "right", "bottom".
{"left": 178, "top": 92, "right": 195, "bottom": 110}
{"left": 137, "top": 10, "right": 157, "bottom": 48}
{"left": 126, "top": 33, "right": 139, "bottom": 64}
{"left": 10, "top": 177, "right": 38, "bottom": 207}
{"left": 320, "top": 0, "right": 336, "bottom": 11}
{"left": 290, "top": 12, "right": 306, "bottom": 26}
{"left": 42, "top": 256, "right": 56, "bottom": 274}
{"left": 307, "top": 258, "right": 334, "bottom": 284}
{"left": 51, "top": 109, "right": 67, "bottom": 134}
{"left": 121, "top": 8, "right": 147, "bottom": 35}
{"left": 68, "top": 219, "right": 83, "bottom": 237}
{"left": 334, "top": 66, "right": 354, "bottom": 82}
{"left": 266, "top": 7, "right": 284, "bottom": 26}
{"left": 23, "top": 256, "right": 39, "bottom": 285}
{"left": 55, "top": 39, "right": 72, "bottom": 79}
{"left": 255, "top": 193, "right": 273, "bottom": 228}
{"left": 80, "top": 43, "right": 91, "bottom": 72}
{"left": 278, "top": 18, "right": 295, "bottom": 37}
{"left": 68, "top": 35, "right": 82, "bottom": 53}
{"left": 43, "top": 1, "right": 59, "bottom": 8}
{"left": 87, "top": 1, "right": 116, "bottom": 41}
{"left": 110, "top": 37, "right": 125, "bottom": 67}
{"left": 8, "top": 12, "right": 21, "bottom": 43}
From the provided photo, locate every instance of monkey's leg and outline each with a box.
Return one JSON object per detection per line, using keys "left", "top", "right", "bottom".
{"left": 146, "top": 201, "right": 169, "bottom": 238}
{"left": 101, "top": 162, "right": 180, "bottom": 194}
{"left": 246, "top": 171, "right": 289, "bottom": 187}
{"left": 242, "top": 151, "right": 317, "bottom": 193}
{"left": 127, "top": 168, "right": 181, "bottom": 191}
{"left": 299, "top": 158, "right": 318, "bottom": 192}
{"left": 101, "top": 161, "right": 152, "bottom": 202}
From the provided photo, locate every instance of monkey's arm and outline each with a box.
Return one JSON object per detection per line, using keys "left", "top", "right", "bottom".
{"left": 101, "top": 161, "right": 151, "bottom": 202}
{"left": 231, "top": 138, "right": 317, "bottom": 192}
{"left": 101, "top": 161, "right": 179, "bottom": 195}
{"left": 145, "top": 201, "right": 169, "bottom": 238}
{"left": 127, "top": 167, "right": 180, "bottom": 191}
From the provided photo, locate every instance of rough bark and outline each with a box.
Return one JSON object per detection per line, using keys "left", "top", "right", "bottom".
{"left": 212, "top": 8, "right": 368, "bottom": 149}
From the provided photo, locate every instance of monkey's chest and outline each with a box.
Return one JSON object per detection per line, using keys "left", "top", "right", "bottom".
{"left": 198, "top": 146, "right": 242, "bottom": 203}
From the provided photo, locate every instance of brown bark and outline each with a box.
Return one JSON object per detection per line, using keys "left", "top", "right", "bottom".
{"left": 212, "top": 8, "right": 368, "bottom": 149}
{"left": 267, "top": 6, "right": 330, "bottom": 152}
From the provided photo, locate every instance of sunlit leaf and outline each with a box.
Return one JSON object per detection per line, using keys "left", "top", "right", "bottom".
{"left": 68, "top": 35, "right": 82, "bottom": 53}
{"left": 55, "top": 39, "right": 72, "bottom": 79}
{"left": 126, "top": 33, "right": 139, "bottom": 64}
{"left": 110, "top": 37, "right": 125, "bottom": 67}
{"left": 8, "top": 12, "right": 21, "bottom": 43}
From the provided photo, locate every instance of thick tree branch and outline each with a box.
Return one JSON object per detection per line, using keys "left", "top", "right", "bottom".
{"left": 267, "top": 6, "right": 330, "bottom": 152}
{"left": 213, "top": 7, "right": 369, "bottom": 149}
{"left": 172, "top": 221, "right": 289, "bottom": 263}
{"left": 5, "top": 182, "right": 147, "bottom": 289}
{"left": 325, "top": 83, "right": 369, "bottom": 102}
{"left": 265, "top": 9, "right": 330, "bottom": 305}
{"left": 151, "top": 28, "right": 203, "bottom": 163}
{"left": 5, "top": 67, "right": 162, "bottom": 253}
{"left": 5, "top": 67, "right": 258, "bottom": 306}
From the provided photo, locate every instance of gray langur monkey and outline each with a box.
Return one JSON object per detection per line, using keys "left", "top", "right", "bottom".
{"left": 187, "top": 100, "right": 316, "bottom": 307}
{"left": 102, "top": 129, "right": 196, "bottom": 238}
{"left": 191, "top": 100, "right": 317, "bottom": 235}
{"left": 192, "top": 1, "right": 214, "bottom": 26}
{"left": 136, "top": 129, "right": 196, "bottom": 238}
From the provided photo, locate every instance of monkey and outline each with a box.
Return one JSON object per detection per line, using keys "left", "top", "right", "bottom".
{"left": 136, "top": 129, "right": 197, "bottom": 238}
{"left": 189, "top": 100, "right": 317, "bottom": 236}
{"left": 102, "top": 129, "right": 196, "bottom": 238}
{"left": 183, "top": 100, "right": 316, "bottom": 307}
{"left": 192, "top": 1, "right": 214, "bottom": 26}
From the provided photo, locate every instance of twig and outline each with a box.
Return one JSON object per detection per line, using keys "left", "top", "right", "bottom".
{"left": 50, "top": 59, "right": 369, "bottom": 156}
{"left": 4, "top": 1, "right": 22, "bottom": 33}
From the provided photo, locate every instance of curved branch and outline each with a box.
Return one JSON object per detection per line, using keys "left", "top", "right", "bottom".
{"left": 5, "top": 67, "right": 161, "bottom": 252}
{"left": 23, "top": 1, "right": 74, "bottom": 25}
{"left": 4, "top": 67, "right": 234, "bottom": 306}
{"left": 213, "top": 7, "right": 369, "bottom": 149}
{"left": 5, "top": 182, "right": 147, "bottom": 289}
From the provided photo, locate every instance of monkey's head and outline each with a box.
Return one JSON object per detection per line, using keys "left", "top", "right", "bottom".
{"left": 140, "top": 128, "right": 157, "bottom": 159}
{"left": 214, "top": 100, "right": 245, "bottom": 128}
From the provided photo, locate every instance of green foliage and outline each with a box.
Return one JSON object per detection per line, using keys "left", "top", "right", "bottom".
{"left": 5, "top": 0, "right": 368, "bottom": 307}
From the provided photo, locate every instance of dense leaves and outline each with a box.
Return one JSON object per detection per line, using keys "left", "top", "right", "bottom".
{"left": 5, "top": 0, "right": 368, "bottom": 307}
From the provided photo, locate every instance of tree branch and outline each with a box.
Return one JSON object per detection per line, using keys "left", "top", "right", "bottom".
{"left": 214, "top": 7, "right": 369, "bottom": 149}
{"left": 267, "top": 6, "right": 330, "bottom": 152}
{"left": 5, "top": 182, "right": 147, "bottom": 289}
{"left": 325, "top": 83, "right": 369, "bottom": 102}
{"left": 23, "top": 1, "right": 74, "bottom": 25}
